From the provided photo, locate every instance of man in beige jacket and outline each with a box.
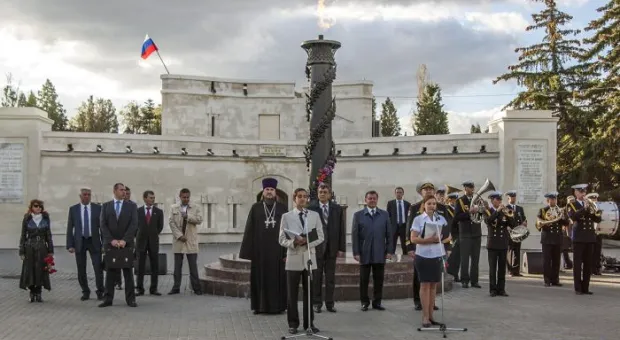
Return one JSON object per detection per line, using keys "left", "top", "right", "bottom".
{"left": 168, "top": 188, "right": 203, "bottom": 295}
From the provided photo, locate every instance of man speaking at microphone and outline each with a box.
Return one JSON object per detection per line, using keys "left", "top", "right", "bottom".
{"left": 279, "top": 188, "right": 324, "bottom": 335}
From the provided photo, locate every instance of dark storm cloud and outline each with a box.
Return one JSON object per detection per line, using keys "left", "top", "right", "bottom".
{"left": 1, "top": 0, "right": 518, "bottom": 100}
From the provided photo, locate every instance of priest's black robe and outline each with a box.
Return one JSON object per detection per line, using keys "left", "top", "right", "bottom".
{"left": 239, "top": 200, "right": 288, "bottom": 313}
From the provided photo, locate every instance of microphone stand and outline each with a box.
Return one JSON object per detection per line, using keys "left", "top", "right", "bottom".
{"left": 418, "top": 218, "right": 467, "bottom": 338}
{"left": 282, "top": 211, "right": 333, "bottom": 340}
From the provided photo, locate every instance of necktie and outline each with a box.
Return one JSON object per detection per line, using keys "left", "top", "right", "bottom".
{"left": 146, "top": 207, "right": 151, "bottom": 224}
{"left": 397, "top": 201, "right": 402, "bottom": 224}
{"left": 115, "top": 201, "right": 121, "bottom": 218}
{"left": 83, "top": 206, "right": 90, "bottom": 238}
{"left": 370, "top": 209, "right": 375, "bottom": 217}
{"left": 322, "top": 204, "right": 329, "bottom": 219}
{"left": 298, "top": 212, "right": 305, "bottom": 232}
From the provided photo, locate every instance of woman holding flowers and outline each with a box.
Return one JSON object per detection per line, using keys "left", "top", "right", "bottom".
{"left": 19, "top": 199, "right": 54, "bottom": 302}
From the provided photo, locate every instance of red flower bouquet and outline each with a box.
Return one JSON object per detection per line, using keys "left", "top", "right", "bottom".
{"left": 43, "top": 255, "right": 57, "bottom": 274}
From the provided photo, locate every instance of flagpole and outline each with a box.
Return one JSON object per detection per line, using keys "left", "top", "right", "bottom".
{"left": 155, "top": 50, "right": 170, "bottom": 75}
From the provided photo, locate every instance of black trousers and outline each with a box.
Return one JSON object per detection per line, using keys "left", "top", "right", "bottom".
{"left": 447, "top": 238, "right": 461, "bottom": 278}
{"left": 573, "top": 242, "right": 594, "bottom": 293}
{"left": 392, "top": 223, "right": 408, "bottom": 255}
{"left": 104, "top": 267, "right": 135, "bottom": 303}
{"left": 287, "top": 270, "right": 315, "bottom": 329}
{"left": 507, "top": 240, "right": 521, "bottom": 274}
{"left": 413, "top": 265, "right": 420, "bottom": 303}
{"left": 542, "top": 244, "right": 562, "bottom": 284}
{"left": 172, "top": 253, "right": 201, "bottom": 292}
{"left": 488, "top": 249, "right": 507, "bottom": 293}
{"left": 459, "top": 237, "right": 481, "bottom": 284}
{"left": 359, "top": 263, "right": 385, "bottom": 306}
{"left": 563, "top": 250, "right": 573, "bottom": 268}
{"left": 593, "top": 235, "right": 603, "bottom": 272}
{"left": 75, "top": 237, "right": 104, "bottom": 295}
{"left": 136, "top": 245, "right": 159, "bottom": 292}
{"left": 312, "top": 253, "right": 337, "bottom": 308}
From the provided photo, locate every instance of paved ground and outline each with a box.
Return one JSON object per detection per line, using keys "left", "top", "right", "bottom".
{"left": 1, "top": 243, "right": 619, "bottom": 340}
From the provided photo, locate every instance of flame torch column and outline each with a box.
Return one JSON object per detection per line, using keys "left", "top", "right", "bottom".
{"left": 301, "top": 35, "right": 341, "bottom": 203}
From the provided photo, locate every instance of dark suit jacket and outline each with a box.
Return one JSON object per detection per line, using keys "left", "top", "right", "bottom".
{"left": 386, "top": 199, "right": 411, "bottom": 229}
{"left": 308, "top": 201, "right": 346, "bottom": 258}
{"left": 351, "top": 208, "right": 394, "bottom": 265}
{"left": 454, "top": 196, "right": 482, "bottom": 238}
{"left": 66, "top": 203, "right": 103, "bottom": 253}
{"left": 567, "top": 200, "right": 602, "bottom": 243}
{"left": 136, "top": 205, "right": 164, "bottom": 252}
{"left": 484, "top": 207, "right": 516, "bottom": 250}
{"left": 100, "top": 199, "right": 138, "bottom": 250}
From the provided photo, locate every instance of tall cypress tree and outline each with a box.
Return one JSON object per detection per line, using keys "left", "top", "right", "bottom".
{"left": 413, "top": 83, "right": 450, "bottom": 135}
{"left": 379, "top": 97, "right": 401, "bottom": 136}
{"left": 38, "top": 79, "right": 68, "bottom": 131}
{"left": 492, "top": 0, "right": 589, "bottom": 187}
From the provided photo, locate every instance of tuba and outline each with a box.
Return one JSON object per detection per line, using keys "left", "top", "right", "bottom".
{"left": 445, "top": 185, "right": 461, "bottom": 195}
{"left": 470, "top": 179, "right": 496, "bottom": 224}
{"left": 585, "top": 197, "right": 598, "bottom": 215}
{"left": 536, "top": 205, "right": 564, "bottom": 231}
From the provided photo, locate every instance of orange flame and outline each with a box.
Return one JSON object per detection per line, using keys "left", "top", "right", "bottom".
{"left": 317, "top": 0, "right": 336, "bottom": 30}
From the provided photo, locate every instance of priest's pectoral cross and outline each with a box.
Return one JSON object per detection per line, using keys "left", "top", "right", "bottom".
{"left": 265, "top": 218, "right": 276, "bottom": 228}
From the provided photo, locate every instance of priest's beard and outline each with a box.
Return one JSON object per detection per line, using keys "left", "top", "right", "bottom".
{"left": 263, "top": 197, "right": 275, "bottom": 205}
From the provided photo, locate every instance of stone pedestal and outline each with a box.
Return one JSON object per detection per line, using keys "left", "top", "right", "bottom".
{"left": 201, "top": 253, "right": 452, "bottom": 300}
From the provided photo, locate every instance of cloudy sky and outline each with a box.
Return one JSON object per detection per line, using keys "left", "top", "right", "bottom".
{"left": 0, "top": 0, "right": 598, "bottom": 134}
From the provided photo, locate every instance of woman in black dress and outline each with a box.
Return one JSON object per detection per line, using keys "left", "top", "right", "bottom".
{"left": 19, "top": 199, "right": 54, "bottom": 302}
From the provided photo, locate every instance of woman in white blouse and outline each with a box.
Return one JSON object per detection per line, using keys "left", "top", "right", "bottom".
{"left": 410, "top": 196, "right": 450, "bottom": 327}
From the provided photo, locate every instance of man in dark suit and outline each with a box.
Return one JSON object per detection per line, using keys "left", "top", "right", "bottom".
{"left": 308, "top": 183, "right": 345, "bottom": 314}
{"left": 352, "top": 190, "right": 394, "bottom": 311}
{"left": 66, "top": 187, "right": 105, "bottom": 301}
{"left": 386, "top": 187, "right": 411, "bottom": 256}
{"left": 98, "top": 183, "right": 139, "bottom": 308}
{"left": 136, "top": 190, "right": 164, "bottom": 296}
{"left": 505, "top": 190, "right": 526, "bottom": 276}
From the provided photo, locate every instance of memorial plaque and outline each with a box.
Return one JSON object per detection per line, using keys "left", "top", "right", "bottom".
{"left": 0, "top": 143, "right": 25, "bottom": 203}
{"left": 259, "top": 145, "right": 286, "bottom": 157}
{"left": 515, "top": 141, "right": 546, "bottom": 204}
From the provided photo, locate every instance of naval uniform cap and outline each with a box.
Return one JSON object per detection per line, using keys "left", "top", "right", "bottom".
{"left": 571, "top": 183, "right": 588, "bottom": 190}
{"left": 447, "top": 192, "right": 459, "bottom": 199}
{"left": 462, "top": 180, "right": 474, "bottom": 187}
{"left": 544, "top": 192, "right": 559, "bottom": 199}
{"left": 488, "top": 191, "right": 502, "bottom": 199}
{"left": 435, "top": 184, "right": 446, "bottom": 193}
{"left": 505, "top": 190, "right": 517, "bottom": 197}
{"left": 585, "top": 192, "right": 599, "bottom": 199}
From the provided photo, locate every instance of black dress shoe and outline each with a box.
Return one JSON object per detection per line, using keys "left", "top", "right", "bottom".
{"left": 414, "top": 304, "right": 422, "bottom": 311}
{"left": 29, "top": 292, "right": 35, "bottom": 303}
{"left": 575, "top": 291, "right": 583, "bottom": 295}
{"left": 135, "top": 290, "right": 145, "bottom": 296}
{"left": 80, "top": 294, "right": 90, "bottom": 301}
{"left": 498, "top": 291, "right": 509, "bottom": 297}
{"left": 454, "top": 277, "right": 461, "bottom": 283}
{"left": 583, "top": 291, "right": 593, "bottom": 295}
{"left": 551, "top": 282, "right": 563, "bottom": 287}
{"left": 310, "top": 326, "right": 320, "bottom": 333}
{"left": 98, "top": 301, "right": 113, "bottom": 308}
{"left": 326, "top": 306, "right": 337, "bottom": 313}
{"left": 433, "top": 305, "right": 439, "bottom": 311}
{"left": 115, "top": 284, "right": 123, "bottom": 290}
{"left": 35, "top": 294, "right": 43, "bottom": 303}
{"left": 194, "top": 290, "right": 203, "bottom": 295}
{"left": 462, "top": 282, "right": 469, "bottom": 288}
{"left": 471, "top": 283, "right": 482, "bottom": 288}
{"left": 314, "top": 306, "right": 322, "bottom": 313}
{"left": 430, "top": 319, "right": 444, "bottom": 326}
{"left": 96, "top": 291, "right": 105, "bottom": 300}
{"left": 490, "top": 291, "right": 497, "bottom": 297}
{"left": 168, "top": 290, "right": 180, "bottom": 295}
{"left": 372, "top": 304, "right": 386, "bottom": 311}
{"left": 253, "top": 310, "right": 260, "bottom": 315}
{"left": 288, "top": 328, "right": 298, "bottom": 334}
{"left": 150, "top": 291, "right": 162, "bottom": 296}
{"left": 511, "top": 273, "right": 523, "bottom": 277}
{"left": 127, "top": 301, "right": 138, "bottom": 307}
{"left": 361, "top": 305, "right": 369, "bottom": 311}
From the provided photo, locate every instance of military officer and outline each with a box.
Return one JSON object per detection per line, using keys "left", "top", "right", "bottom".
{"left": 453, "top": 181, "right": 482, "bottom": 289}
{"left": 405, "top": 182, "right": 451, "bottom": 311}
{"left": 446, "top": 192, "right": 461, "bottom": 281}
{"left": 504, "top": 191, "right": 526, "bottom": 276}
{"left": 484, "top": 191, "right": 515, "bottom": 297}
{"left": 566, "top": 184, "right": 603, "bottom": 295}
{"left": 586, "top": 193, "right": 602, "bottom": 275}
{"left": 536, "top": 192, "right": 569, "bottom": 287}
{"left": 435, "top": 186, "right": 446, "bottom": 204}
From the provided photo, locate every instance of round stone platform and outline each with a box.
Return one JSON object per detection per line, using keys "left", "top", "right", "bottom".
{"left": 200, "top": 253, "right": 452, "bottom": 300}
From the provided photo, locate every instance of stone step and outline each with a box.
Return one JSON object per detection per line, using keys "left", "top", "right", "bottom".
{"left": 205, "top": 262, "right": 412, "bottom": 285}
{"left": 200, "top": 275, "right": 420, "bottom": 300}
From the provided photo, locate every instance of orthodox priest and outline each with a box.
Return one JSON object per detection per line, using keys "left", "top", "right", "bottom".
{"left": 239, "top": 178, "right": 289, "bottom": 314}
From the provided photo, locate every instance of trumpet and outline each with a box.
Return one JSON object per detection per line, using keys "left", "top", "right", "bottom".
{"left": 498, "top": 204, "right": 514, "bottom": 218}
{"left": 535, "top": 205, "right": 564, "bottom": 231}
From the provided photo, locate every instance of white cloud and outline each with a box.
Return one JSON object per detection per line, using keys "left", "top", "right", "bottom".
{"left": 464, "top": 12, "right": 529, "bottom": 34}
{"left": 399, "top": 106, "right": 502, "bottom": 135}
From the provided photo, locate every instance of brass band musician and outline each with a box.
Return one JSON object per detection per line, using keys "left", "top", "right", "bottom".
{"left": 586, "top": 193, "right": 602, "bottom": 275}
{"left": 562, "top": 196, "right": 575, "bottom": 270}
{"left": 536, "top": 192, "right": 569, "bottom": 287}
{"left": 484, "top": 191, "right": 515, "bottom": 297}
{"left": 446, "top": 192, "right": 461, "bottom": 282}
{"left": 504, "top": 191, "right": 526, "bottom": 276}
{"left": 566, "top": 184, "right": 603, "bottom": 295}
{"left": 453, "top": 181, "right": 482, "bottom": 289}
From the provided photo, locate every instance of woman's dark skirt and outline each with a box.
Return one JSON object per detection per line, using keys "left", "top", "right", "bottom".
{"left": 414, "top": 256, "right": 442, "bottom": 283}
{"left": 19, "top": 239, "right": 51, "bottom": 291}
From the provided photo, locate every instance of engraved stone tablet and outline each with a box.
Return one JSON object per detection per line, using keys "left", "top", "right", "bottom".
{"left": 0, "top": 143, "right": 25, "bottom": 204}
{"left": 515, "top": 141, "right": 546, "bottom": 204}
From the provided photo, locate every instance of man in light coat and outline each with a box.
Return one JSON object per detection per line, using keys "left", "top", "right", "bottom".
{"left": 168, "top": 188, "right": 203, "bottom": 295}
{"left": 279, "top": 188, "right": 324, "bottom": 335}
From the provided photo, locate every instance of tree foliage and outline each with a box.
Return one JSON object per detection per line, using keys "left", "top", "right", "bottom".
{"left": 413, "top": 83, "right": 450, "bottom": 135}
{"left": 470, "top": 123, "right": 482, "bottom": 133}
{"left": 379, "top": 97, "right": 400, "bottom": 136}
{"left": 1, "top": 74, "right": 19, "bottom": 107}
{"left": 70, "top": 96, "right": 119, "bottom": 133}
{"left": 38, "top": 79, "right": 68, "bottom": 131}
{"left": 119, "top": 99, "right": 162, "bottom": 135}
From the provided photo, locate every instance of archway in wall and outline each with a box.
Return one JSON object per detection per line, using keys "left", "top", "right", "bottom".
{"left": 256, "top": 189, "right": 289, "bottom": 204}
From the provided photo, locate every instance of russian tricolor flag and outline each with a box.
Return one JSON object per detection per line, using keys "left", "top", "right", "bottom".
{"left": 141, "top": 34, "right": 158, "bottom": 60}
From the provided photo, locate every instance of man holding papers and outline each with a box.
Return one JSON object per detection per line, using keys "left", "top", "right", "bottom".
{"left": 279, "top": 188, "right": 324, "bottom": 335}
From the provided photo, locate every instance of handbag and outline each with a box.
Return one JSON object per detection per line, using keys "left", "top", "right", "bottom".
{"left": 104, "top": 246, "right": 135, "bottom": 269}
